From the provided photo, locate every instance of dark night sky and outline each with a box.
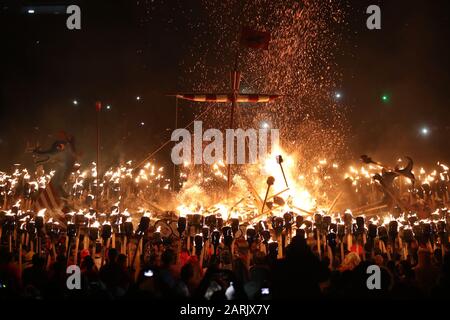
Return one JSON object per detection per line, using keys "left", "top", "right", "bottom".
{"left": 1, "top": 0, "right": 449, "bottom": 170}
{"left": 343, "top": 0, "right": 450, "bottom": 164}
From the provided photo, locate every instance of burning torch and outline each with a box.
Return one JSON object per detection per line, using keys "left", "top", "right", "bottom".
{"left": 100, "top": 221, "right": 112, "bottom": 266}
{"left": 276, "top": 155, "right": 289, "bottom": 188}
{"left": 131, "top": 212, "right": 151, "bottom": 271}
{"left": 211, "top": 229, "right": 221, "bottom": 257}
{"left": 262, "top": 176, "right": 275, "bottom": 213}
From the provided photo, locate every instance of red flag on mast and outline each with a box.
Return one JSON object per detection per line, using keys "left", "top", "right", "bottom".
{"left": 240, "top": 26, "right": 271, "bottom": 50}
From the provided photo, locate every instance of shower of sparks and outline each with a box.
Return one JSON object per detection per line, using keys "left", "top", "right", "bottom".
{"left": 1, "top": 155, "right": 448, "bottom": 226}
{"left": 172, "top": 1, "right": 350, "bottom": 185}
{"left": 131, "top": 0, "right": 365, "bottom": 219}
{"left": 153, "top": 0, "right": 350, "bottom": 212}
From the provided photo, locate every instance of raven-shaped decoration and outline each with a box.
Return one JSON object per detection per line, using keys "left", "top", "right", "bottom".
{"left": 373, "top": 169, "right": 399, "bottom": 190}
{"left": 361, "top": 154, "right": 415, "bottom": 184}
{"left": 361, "top": 155, "right": 416, "bottom": 212}
{"left": 361, "top": 154, "right": 384, "bottom": 167}
{"left": 394, "top": 156, "right": 415, "bottom": 185}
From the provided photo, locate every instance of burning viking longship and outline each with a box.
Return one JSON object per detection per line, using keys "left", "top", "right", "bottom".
{"left": 6, "top": 26, "right": 441, "bottom": 238}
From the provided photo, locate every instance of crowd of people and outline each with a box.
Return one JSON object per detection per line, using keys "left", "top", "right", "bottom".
{"left": 1, "top": 231, "right": 449, "bottom": 300}
{"left": 1, "top": 154, "right": 449, "bottom": 301}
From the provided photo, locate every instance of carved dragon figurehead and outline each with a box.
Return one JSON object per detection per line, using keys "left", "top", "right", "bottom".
{"left": 27, "top": 131, "right": 78, "bottom": 196}
{"left": 29, "top": 131, "right": 76, "bottom": 164}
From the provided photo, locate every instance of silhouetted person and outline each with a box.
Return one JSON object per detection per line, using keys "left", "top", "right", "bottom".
{"left": 100, "top": 248, "right": 126, "bottom": 297}
{"left": 414, "top": 248, "right": 439, "bottom": 296}
{"left": 175, "top": 262, "right": 194, "bottom": 298}
{"left": 271, "top": 236, "right": 329, "bottom": 299}
{"left": 431, "top": 252, "right": 450, "bottom": 299}
{"left": 391, "top": 260, "right": 424, "bottom": 299}
{"left": 81, "top": 255, "right": 100, "bottom": 283}
{"left": 154, "top": 249, "right": 178, "bottom": 298}
{"left": 245, "top": 251, "right": 270, "bottom": 299}
{"left": 0, "top": 247, "right": 21, "bottom": 299}
{"left": 117, "top": 254, "right": 132, "bottom": 290}
{"left": 46, "top": 254, "right": 69, "bottom": 299}
{"left": 22, "top": 254, "right": 48, "bottom": 299}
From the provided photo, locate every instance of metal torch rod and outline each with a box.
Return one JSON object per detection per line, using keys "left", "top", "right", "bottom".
{"left": 278, "top": 163, "right": 289, "bottom": 188}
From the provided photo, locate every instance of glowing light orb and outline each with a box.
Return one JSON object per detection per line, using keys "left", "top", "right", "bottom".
{"left": 421, "top": 127, "right": 429, "bottom": 135}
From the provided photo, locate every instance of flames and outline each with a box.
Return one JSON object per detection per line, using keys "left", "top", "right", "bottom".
{"left": 1, "top": 144, "right": 448, "bottom": 226}
{"left": 258, "top": 145, "right": 316, "bottom": 213}
{"left": 175, "top": 145, "right": 317, "bottom": 220}
{"left": 174, "top": 146, "right": 449, "bottom": 222}
{"left": 90, "top": 221, "right": 100, "bottom": 228}
{"left": 37, "top": 208, "right": 46, "bottom": 217}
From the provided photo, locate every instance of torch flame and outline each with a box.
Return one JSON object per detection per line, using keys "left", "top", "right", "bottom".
{"left": 37, "top": 208, "right": 46, "bottom": 217}
{"left": 91, "top": 221, "right": 100, "bottom": 228}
